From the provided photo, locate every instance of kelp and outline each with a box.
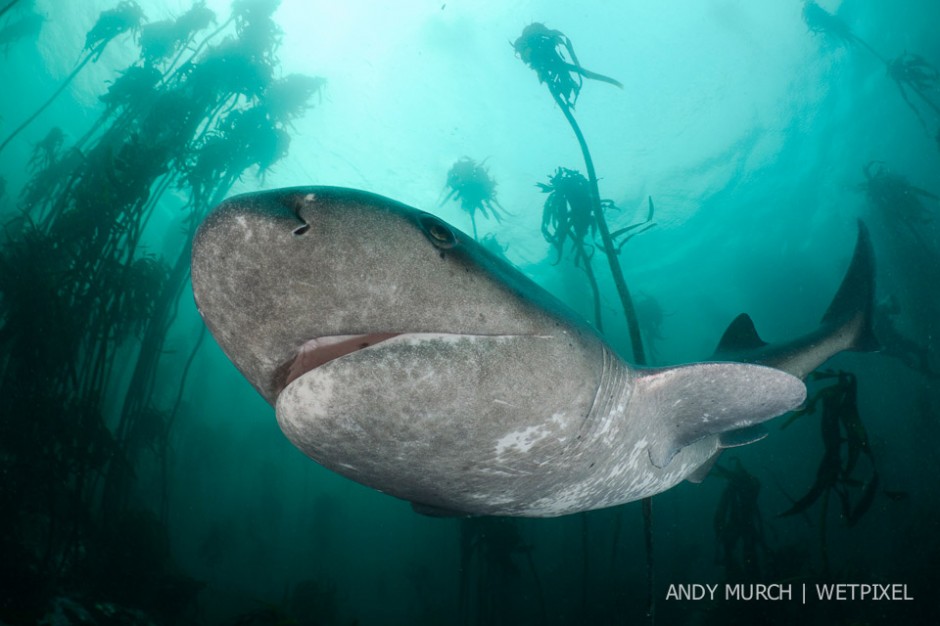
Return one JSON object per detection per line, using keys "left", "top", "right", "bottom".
{"left": 713, "top": 459, "right": 769, "bottom": 581}
{"left": 457, "top": 517, "right": 546, "bottom": 626}
{"left": 0, "top": 8, "right": 43, "bottom": 54}
{"left": 801, "top": 1, "right": 883, "bottom": 61}
{"left": 802, "top": 2, "right": 940, "bottom": 147}
{"left": 0, "top": 2, "right": 145, "bottom": 153}
{"left": 860, "top": 161, "right": 938, "bottom": 253}
{"left": 139, "top": 1, "right": 215, "bottom": 66}
{"left": 83, "top": 1, "right": 146, "bottom": 60}
{"left": 513, "top": 22, "right": 622, "bottom": 109}
{"left": 779, "top": 370, "right": 879, "bottom": 574}
{"left": 538, "top": 167, "right": 596, "bottom": 265}
{"left": 514, "top": 22, "right": 654, "bottom": 357}
{"left": 0, "top": 0, "right": 24, "bottom": 20}
{"left": 441, "top": 156, "right": 506, "bottom": 240}
{"left": 887, "top": 52, "right": 940, "bottom": 130}
{"left": 873, "top": 296, "right": 939, "bottom": 379}
{"left": 537, "top": 167, "right": 603, "bottom": 329}
{"left": 0, "top": 0, "right": 324, "bottom": 609}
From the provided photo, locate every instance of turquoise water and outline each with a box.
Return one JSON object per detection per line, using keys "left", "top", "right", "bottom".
{"left": 1, "top": 1, "right": 938, "bottom": 624}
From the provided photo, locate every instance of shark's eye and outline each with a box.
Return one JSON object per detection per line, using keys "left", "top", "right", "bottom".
{"left": 419, "top": 215, "right": 457, "bottom": 249}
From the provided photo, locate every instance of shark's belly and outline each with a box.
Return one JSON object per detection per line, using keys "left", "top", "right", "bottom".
{"left": 274, "top": 332, "right": 715, "bottom": 516}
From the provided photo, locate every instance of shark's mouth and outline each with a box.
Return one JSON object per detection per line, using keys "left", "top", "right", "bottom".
{"left": 282, "top": 333, "right": 400, "bottom": 391}
{"left": 275, "top": 332, "right": 538, "bottom": 396}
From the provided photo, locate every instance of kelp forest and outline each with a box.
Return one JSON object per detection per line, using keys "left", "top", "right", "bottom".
{"left": 0, "top": 0, "right": 323, "bottom": 622}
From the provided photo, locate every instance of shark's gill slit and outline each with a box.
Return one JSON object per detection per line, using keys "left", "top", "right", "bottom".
{"left": 284, "top": 333, "right": 399, "bottom": 387}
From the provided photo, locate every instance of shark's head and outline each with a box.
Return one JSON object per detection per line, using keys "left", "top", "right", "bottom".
{"left": 191, "top": 187, "right": 580, "bottom": 406}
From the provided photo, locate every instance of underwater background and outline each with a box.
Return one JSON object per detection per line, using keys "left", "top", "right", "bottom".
{"left": 1, "top": 0, "right": 939, "bottom": 624}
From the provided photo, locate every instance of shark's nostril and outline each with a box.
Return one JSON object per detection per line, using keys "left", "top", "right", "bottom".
{"left": 292, "top": 223, "right": 310, "bottom": 236}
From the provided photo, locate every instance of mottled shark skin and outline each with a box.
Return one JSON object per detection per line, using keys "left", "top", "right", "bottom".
{"left": 191, "top": 187, "right": 807, "bottom": 517}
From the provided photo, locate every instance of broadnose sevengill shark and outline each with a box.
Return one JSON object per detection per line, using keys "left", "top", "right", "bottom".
{"left": 190, "top": 187, "right": 875, "bottom": 517}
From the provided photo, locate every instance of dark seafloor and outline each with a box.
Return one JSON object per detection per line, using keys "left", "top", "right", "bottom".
{"left": 1, "top": 1, "right": 939, "bottom": 624}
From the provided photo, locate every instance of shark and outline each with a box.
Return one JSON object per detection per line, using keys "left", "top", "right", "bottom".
{"left": 190, "top": 187, "right": 874, "bottom": 517}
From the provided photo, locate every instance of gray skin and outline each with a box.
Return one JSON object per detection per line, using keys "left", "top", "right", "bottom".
{"left": 191, "top": 187, "right": 811, "bottom": 517}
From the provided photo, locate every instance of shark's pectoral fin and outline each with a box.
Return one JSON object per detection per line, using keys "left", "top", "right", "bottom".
{"left": 638, "top": 362, "right": 806, "bottom": 469}
{"left": 686, "top": 450, "right": 722, "bottom": 484}
{"left": 686, "top": 426, "right": 765, "bottom": 484}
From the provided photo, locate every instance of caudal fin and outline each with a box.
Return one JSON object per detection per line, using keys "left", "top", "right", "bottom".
{"left": 821, "top": 220, "right": 879, "bottom": 353}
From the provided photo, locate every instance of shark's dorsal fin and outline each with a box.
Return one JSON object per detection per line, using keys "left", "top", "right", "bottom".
{"left": 637, "top": 362, "right": 805, "bottom": 469}
{"left": 714, "top": 313, "right": 767, "bottom": 356}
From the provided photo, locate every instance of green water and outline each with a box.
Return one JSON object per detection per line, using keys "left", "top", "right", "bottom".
{"left": 1, "top": 1, "right": 938, "bottom": 624}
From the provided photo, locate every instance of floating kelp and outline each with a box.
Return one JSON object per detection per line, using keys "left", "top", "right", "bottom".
{"left": 458, "top": 517, "right": 546, "bottom": 625}
{"left": 27, "top": 126, "right": 63, "bottom": 171}
{"left": 802, "top": 2, "right": 940, "bottom": 146}
{"left": 801, "top": 0, "right": 882, "bottom": 60}
{"left": 861, "top": 161, "right": 937, "bottom": 222}
{"left": 874, "top": 295, "right": 940, "bottom": 379}
{"left": 139, "top": 1, "right": 215, "bottom": 66}
{"left": 538, "top": 167, "right": 603, "bottom": 328}
{"left": 441, "top": 156, "right": 506, "bottom": 239}
{"left": 512, "top": 22, "right": 621, "bottom": 109}
{"left": 860, "top": 161, "right": 938, "bottom": 252}
{"left": 887, "top": 52, "right": 940, "bottom": 129}
{"left": 515, "top": 22, "right": 651, "bottom": 356}
{"left": 99, "top": 65, "right": 165, "bottom": 118}
{"left": 84, "top": 1, "right": 146, "bottom": 60}
{"left": 539, "top": 166, "right": 596, "bottom": 265}
{"left": 0, "top": 2, "right": 146, "bottom": 153}
{"left": 779, "top": 370, "right": 879, "bottom": 574}
{"left": 802, "top": 1, "right": 855, "bottom": 44}
{"left": 0, "top": 8, "right": 43, "bottom": 54}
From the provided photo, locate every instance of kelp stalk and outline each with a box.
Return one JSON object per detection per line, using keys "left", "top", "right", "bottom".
{"left": 551, "top": 91, "right": 647, "bottom": 363}
{"left": 515, "top": 22, "right": 646, "bottom": 363}
{"left": 0, "top": 0, "right": 21, "bottom": 20}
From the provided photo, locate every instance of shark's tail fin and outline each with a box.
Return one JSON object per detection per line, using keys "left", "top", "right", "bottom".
{"left": 821, "top": 219, "right": 879, "bottom": 353}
